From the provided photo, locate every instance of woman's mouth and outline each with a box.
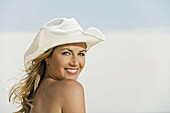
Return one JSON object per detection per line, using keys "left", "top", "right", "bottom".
{"left": 65, "top": 68, "right": 78, "bottom": 74}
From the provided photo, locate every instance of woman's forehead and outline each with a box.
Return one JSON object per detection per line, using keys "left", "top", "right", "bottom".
{"left": 57, "top": 42, "right": 86, "bottom": 49}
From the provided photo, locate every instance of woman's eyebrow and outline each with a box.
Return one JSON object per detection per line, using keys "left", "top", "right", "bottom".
{"left": 80, "top": 50, "right": 87, "bottom": 52}
{"left": 60, "top": 48, "right": 87, "bottom": 52}
{"left": 60, "top": 48, "right": 72, "bottom": 52}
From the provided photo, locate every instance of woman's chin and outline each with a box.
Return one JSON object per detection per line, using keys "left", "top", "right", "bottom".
{"left": 64, "top": 76, "right": 78, "bottom": 81}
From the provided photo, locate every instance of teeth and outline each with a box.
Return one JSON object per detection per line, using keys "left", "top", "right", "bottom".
{"left": 67, "top": 69, "right": 77, "bottom": 73}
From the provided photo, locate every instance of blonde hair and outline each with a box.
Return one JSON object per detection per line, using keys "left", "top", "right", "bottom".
{"left": 9, "top": 47, "right": 55, "bottom": 113}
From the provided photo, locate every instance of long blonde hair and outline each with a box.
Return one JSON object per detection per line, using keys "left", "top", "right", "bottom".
{"left": 9, "top": 47, "right": 55, "bottom": 113}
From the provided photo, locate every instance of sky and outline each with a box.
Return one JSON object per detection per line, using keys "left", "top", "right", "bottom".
{"left": 1, "top": 0, "right": 170, "bottom": 113}
{"left": 0, "top": 0, "right": 170, "bottom": 32}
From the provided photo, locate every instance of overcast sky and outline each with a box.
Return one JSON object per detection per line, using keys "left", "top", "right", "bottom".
{"left": 0, "top": 0, "right": 170, "bottom": 32}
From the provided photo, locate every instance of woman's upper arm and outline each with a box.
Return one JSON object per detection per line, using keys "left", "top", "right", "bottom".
{"left": 60, "top": 79, "right": 86, "bottom": 113}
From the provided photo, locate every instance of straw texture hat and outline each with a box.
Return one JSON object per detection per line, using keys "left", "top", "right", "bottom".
{"left": 24, "top": 18, "right": 105, "bottom": 70}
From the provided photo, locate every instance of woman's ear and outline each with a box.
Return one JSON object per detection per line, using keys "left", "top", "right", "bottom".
{"left": 45, "top": 58, "right": 50, "bottom": 65}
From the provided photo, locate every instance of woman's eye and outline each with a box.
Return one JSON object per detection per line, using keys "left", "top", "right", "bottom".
{"left": 78, "top": 53, "right": 85, "bottom": 56}
{"left": 62, "top": 52, "right": 70, "bottom": 56}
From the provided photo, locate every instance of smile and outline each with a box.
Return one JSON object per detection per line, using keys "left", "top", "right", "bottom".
{"left": 65, "top": 68, "right": 78, "bottom": 74}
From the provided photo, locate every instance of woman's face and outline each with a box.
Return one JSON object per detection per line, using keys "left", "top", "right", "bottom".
{"left": 45, "top": 42, "right": 86, "bottom": 80}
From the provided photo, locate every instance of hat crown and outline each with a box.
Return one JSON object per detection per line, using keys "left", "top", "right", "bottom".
{"left": 43, "top": 18, "right": 83, "bottom": 33}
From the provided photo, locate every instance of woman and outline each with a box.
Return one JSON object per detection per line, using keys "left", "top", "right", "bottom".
{"left": 9, "top": 18, "right": 105, "bottom": 113}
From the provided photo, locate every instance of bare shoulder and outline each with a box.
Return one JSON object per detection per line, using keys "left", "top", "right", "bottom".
{"left": 46, "top": 79, "right": 84, "bottom": 99}
{"left": 58, "top": 79, "right": 84, "bottom": 93}
{"left": 56, "top": 79, "right": 85, "bottom": 102}
{"left": 48, "top": 79, "right": 84, "bottom": 94}
{"left": 33, "top": 79, "right": 85, "bottom": 113}
{"left": 56, "top": 79, "right": 86, "bottom": 113}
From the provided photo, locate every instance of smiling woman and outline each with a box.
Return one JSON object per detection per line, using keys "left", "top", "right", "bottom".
{"left": 45, "top": 43, "right": 86, "bottom": 81}
{"left": 9, "top": 18, "right": 105, "bottom": 113}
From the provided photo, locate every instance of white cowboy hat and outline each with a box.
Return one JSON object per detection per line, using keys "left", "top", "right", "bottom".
{"left": 24, "top": 17, "right": 105, "bottom": 70}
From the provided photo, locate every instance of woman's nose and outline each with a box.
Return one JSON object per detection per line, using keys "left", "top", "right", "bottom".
{"left": 69, "top": 56, "right": 79, "bottom": 67}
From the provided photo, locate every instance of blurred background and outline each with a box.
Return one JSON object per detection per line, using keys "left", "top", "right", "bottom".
{"left": 0, "top": 0, "right": 170, "bottom": 112}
